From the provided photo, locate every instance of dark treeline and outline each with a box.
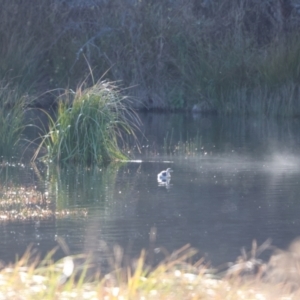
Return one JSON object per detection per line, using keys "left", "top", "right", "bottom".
{"left": 1, "top": 0, "right": 300, "bottom": 115}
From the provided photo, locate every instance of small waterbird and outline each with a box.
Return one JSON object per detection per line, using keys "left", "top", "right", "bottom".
{"left": 157, "top": 168, "right": 173, "bottom": 181}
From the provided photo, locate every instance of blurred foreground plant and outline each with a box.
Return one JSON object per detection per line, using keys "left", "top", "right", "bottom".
{"left": 2, "top": 241, "right": 300, "bottom": 299}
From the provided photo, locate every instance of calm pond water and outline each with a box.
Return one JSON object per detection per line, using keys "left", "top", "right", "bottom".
{"left": 1, "top": 113, "right": 300, "bottom": 268}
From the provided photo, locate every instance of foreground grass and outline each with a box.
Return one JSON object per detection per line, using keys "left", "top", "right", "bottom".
{"left": 2, "top": 242, "right": 300, "bottom": 299}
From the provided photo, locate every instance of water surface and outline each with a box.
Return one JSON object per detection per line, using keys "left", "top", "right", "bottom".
{"left": 1, "top": 114, "right": 300, "bottom": 268}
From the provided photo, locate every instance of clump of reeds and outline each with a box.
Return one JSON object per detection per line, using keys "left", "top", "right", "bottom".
{"left": 0, "top": 82, "right": 29, "bottom": 159}
{"left": 35, "top": 80, "right": 138, "bottom": 164}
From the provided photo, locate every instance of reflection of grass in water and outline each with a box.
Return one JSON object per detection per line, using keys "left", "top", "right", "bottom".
{"left": 0, "top": 184, "right": 87, "bottom": 221}
{"left": 0, "top": 161, "right": 125, "bottom": 221}
{"left": 163, "top": 129, "right": 203, "bottom": 156}
{"left": 0, "top": 164, "right": 88, "bottom": 221}
{"left": 1, "top": 241, "right": 300, "bottom": 299}
{"left": 47, "top": 163, "right": 121, "bottom": 210}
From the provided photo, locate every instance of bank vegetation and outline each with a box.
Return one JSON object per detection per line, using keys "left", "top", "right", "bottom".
{"left": 1, "top": 0, "right": 300, "bottom": 115}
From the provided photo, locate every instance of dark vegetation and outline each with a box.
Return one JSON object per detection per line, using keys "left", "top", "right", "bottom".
{"left": 1, "top": 0, "right": 300, "bottom": 114}
{"left": 1, "top": 0, "right": 300, "bottom": 161}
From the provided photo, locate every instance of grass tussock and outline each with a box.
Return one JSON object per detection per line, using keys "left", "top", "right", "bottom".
{"left": 3, "top": 241, "right": 300, "bottom": 299}
{"left": 34, "top": 80, "right": 138, "bottom": 164}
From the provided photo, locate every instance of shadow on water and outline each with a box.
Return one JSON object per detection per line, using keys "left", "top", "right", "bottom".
{"left": 1, "top": 113, "right": 300, "bottom": 268}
